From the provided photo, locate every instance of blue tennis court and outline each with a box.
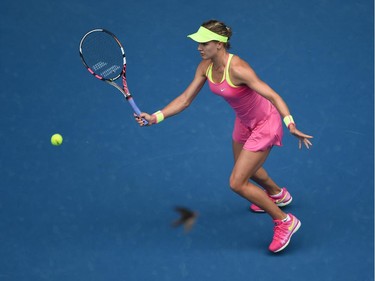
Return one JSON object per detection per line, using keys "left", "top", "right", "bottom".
{"left": 0, "top": 0, "right": 373, "bottom": 280}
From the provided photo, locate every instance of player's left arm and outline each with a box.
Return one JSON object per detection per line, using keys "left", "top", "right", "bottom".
{"left": 230, "top": 57, "right": 290, "bottom": 117}
{"left": 230, "top": 56, "right": 313, "bottom": 149}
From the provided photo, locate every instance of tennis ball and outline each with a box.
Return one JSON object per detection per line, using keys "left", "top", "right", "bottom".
{"left": 51, "top": 133, "right": 63, "bottom": 146}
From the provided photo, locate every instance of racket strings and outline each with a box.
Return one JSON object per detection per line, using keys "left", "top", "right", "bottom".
{"left": 81, "top": 31, "right": 124, "bottom": 80}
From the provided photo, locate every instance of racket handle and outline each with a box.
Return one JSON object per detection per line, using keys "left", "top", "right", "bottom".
{"left": 127, "top": 97, "right": 148, "bottom": 125}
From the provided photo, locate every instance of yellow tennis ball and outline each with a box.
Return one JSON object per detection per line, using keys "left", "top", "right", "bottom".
{"left": 51, "top": 133, "right": 63, "bottom": 146}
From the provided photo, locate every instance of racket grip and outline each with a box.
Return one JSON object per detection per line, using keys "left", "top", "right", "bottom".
{"left": 127, "top": 97, "right": 148, "bottom": 125}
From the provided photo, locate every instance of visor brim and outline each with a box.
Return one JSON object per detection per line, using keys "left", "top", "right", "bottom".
{"left": 187, "top": 33, "right": 213, "bottom": 43}
{"left": 187, "top": 26, "right": 228, "bottom": 43}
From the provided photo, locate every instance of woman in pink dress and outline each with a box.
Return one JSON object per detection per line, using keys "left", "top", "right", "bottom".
{"left": 135, "top": 19, "right": 313, "bottom": 253}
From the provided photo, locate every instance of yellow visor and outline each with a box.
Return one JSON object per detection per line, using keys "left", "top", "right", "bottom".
{"left": 187, "top": 26, "right": 228, "bottom": 43}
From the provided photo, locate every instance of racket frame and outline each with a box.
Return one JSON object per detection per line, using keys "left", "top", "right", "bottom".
{"left": 79, "top": 28, "right": 147, "bottom": 124}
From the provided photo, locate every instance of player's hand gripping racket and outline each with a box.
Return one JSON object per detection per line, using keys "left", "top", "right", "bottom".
{"left": 79, "top": 28, "right": 148, "bottom": 125}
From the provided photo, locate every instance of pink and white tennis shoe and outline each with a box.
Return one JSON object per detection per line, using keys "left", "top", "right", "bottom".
{"left": 250, "top": 187, "right": 292, "bottom": 212}
{"left": 269, "top": 213, "right": 301, "bottom": 253}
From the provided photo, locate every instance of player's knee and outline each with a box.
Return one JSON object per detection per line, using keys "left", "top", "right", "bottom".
{"left": 229, "top": 173, "right": 245, "bottom": 194}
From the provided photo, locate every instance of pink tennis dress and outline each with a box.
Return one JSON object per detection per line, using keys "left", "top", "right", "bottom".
{"left": 206, "top": 54, "right": 283, "bottom": 152}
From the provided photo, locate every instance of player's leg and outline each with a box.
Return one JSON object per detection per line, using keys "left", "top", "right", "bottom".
{"left": 251, "top": 167, "right": 282, "bottom": 195}
{"left": 233, "top": 140, "right": 281, "bottom": 194}
{"left": 233, "top": 140, "right": 292, "bottom": 212}
{"left": 230, "top": 145, "right": 301, "bottom": 252}
{"left": 229, "top": 146, "right": 286, "bottom": 220}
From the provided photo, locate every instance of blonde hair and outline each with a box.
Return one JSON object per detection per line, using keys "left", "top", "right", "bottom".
{"left": 201, "top": 19, "right": 232, "bottom": 49}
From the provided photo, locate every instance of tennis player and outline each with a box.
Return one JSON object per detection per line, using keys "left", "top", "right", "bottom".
{"left": 135, "top": 19, "right": 313, "bottom": 253}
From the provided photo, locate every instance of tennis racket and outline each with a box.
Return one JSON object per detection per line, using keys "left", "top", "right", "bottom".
{"left": 79, "top": 28, "right": 147, "bottom": 125}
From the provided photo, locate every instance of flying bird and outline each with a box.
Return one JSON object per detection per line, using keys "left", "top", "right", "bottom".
{"left": 172, "top": 206, "right": 198, "bottom": 233}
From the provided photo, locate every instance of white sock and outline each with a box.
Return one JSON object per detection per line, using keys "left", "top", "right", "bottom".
{"left": 282, "top": 214, "right": 290, "bottom": 222}
{"left": 269, "top": 189, "right": 283, "bottom": 198}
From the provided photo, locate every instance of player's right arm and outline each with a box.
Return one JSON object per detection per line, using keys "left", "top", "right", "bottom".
{"left": 135, "top": 60, "right": 210, "bottom": 125}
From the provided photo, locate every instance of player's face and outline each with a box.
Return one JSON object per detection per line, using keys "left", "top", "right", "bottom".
{"left": 197, "top": 41, "right": 221, "bottom": 59}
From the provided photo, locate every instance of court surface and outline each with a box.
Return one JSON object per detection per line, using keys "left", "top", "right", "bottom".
{"left": 0, "top": 0, "right": 373, "bottom": 280}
